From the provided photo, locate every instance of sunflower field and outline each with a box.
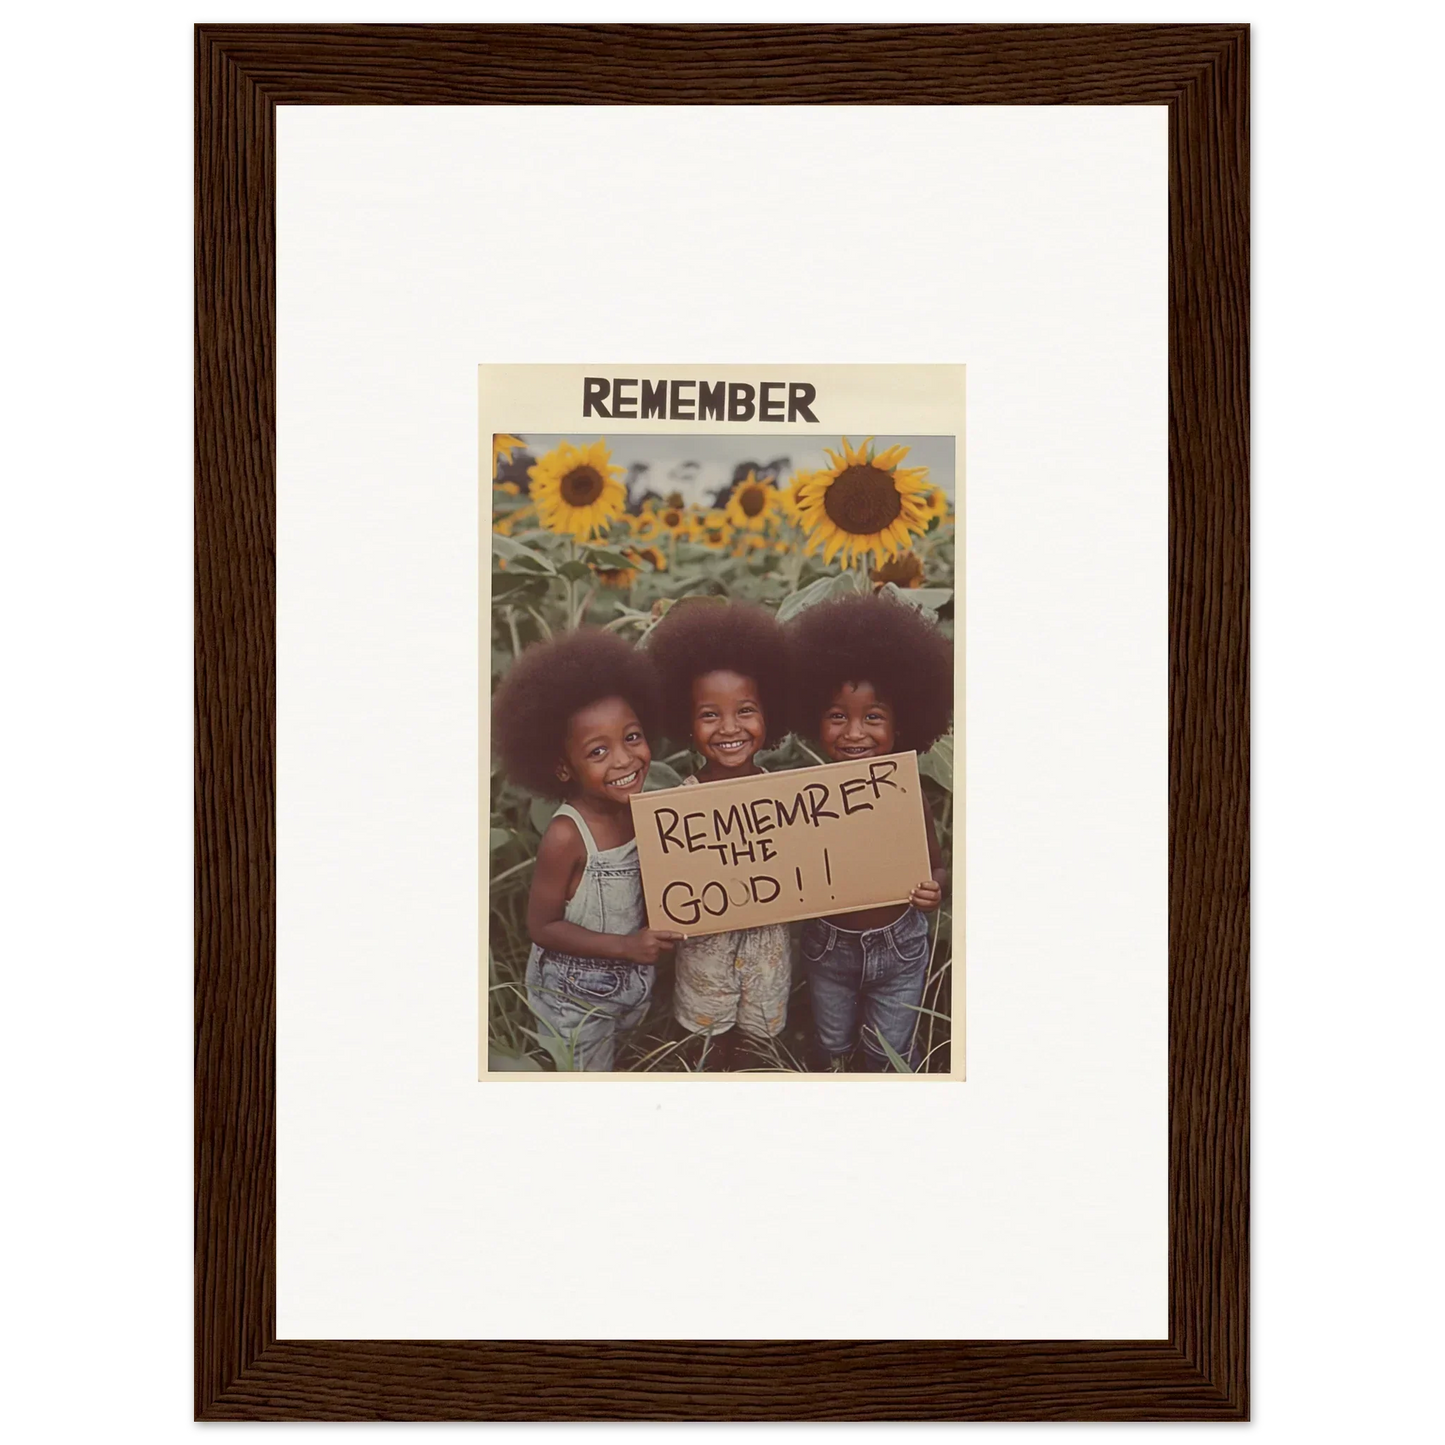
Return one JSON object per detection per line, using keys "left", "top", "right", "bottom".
{"left": 488, "top": 434, "right": 958, "bottom": 1073}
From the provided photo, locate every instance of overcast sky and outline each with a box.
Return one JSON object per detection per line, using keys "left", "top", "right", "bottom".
{"left": 507, "top": 432, "right": 955, "bottom": 508}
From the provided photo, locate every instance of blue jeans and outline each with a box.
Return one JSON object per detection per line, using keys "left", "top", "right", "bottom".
{"left": 525, "top": 949, "right": 653, "bottom": 1072}
{"left": 802, "top": 908, "right": 931, "bottom": 1071}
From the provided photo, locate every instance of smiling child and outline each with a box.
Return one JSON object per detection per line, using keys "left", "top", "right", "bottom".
{"left": 647, "top": 599, "right": 795, "bottom": 1069}
{"left": 786, "top": 593, "right": 953, "bottom": 1070}
{"left": 491, "top": 629, "right": 682, "bottom": 1072}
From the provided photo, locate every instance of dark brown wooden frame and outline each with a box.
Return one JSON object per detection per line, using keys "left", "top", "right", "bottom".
{"left": 196, "top": 23, "right": 1248, "bottom": 1421}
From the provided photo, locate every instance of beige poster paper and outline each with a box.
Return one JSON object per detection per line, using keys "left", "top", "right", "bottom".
{"left": 632, "top": 753, "right": 931, "bottom": 937}
{"left": 481, "top": 363, "right": 963, "bottom": 1079}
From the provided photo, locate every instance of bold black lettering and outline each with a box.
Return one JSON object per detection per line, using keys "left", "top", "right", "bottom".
{"left": 759, "top": 381, "right": 785, "bottom": 422}
{"left": 697, "top": 380, "right": 725, "bottom": 421}
{"left": 805, "top": 782, "right": 838, "bottom": 825}
{"left": 840, "top": 777, "right": 875, "bottom": 816}
{"left": 757, "top": 837, "right": 777, "bottom": 863}
{"left": 662, "top": 881, "right": 701, "bottom": 926}
{"left": 774, "top": 791, "right": 809, "bottom": 829}
{"left": 787, "top": 382, "right": 818, "bottom": 423}
{"left": 729, "top": 839, "right": 758, "bottom": 865}
{"left": 611, "top": 377, "right": 638, "bottom": 419}
{"left": 708, "top": 844, "right": 729, "bottom": 863}
{"left": 748, "top": 798, "right": 775, "bottom": 834}
{"left": 700, "top": 881, "right": 729, "bottom": 917}
{"left": 727, "top": 382, "right": 755, "bottom": 422}
{"left": 713, "top": 804, "right": 750, "bottom": 841}
{"left": 582, "top": 376, "right": 611, "bottom": 418}
{"left": 750, "top": 874, "right": 781, "bottom": 904}
{"left": 683, "top": 811, "right": 708, "bottom": 851}
{"left": 641, "top": 379, "right": 668, "bottom": 419}
{"left": 654, "top": 807, "right": 683, "bottom": 855}
{"left": 670, "top": 379, "right": 696, "bottom": 420}
{"left": 868, "top": 758, "right": 900, "bottom": 796}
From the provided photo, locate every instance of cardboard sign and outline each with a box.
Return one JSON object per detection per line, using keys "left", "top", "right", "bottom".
{"left": 630, "top": 752, "right": 931, "bottom": 937}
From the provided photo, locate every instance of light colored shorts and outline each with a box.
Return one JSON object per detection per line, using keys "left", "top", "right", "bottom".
{"left": 673, "top": 924, "right": 791, "bottom": 1039}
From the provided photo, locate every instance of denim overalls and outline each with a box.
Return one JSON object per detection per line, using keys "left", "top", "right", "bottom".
{"left": 524, "top": 803, "right": 652, "bottom": 1072}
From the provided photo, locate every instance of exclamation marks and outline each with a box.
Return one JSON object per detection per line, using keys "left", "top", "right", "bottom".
{"left": 824, "top": 847, "right": 833, "bottom": 899}
{"left": 795, "top": 866, "right": 804, "bottom": 902}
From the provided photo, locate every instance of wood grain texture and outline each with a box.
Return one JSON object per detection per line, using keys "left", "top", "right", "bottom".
{"left": 195, "top": 22, "right": 1248, "bottom": 1421}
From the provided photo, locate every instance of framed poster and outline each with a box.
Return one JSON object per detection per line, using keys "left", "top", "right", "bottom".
{"left": 197, "top": 23, "right": 1247, "bottom": 1421}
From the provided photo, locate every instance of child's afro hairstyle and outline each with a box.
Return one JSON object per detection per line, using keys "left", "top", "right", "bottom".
{"left": 645, "top": 597, "right": 793, "bottom": 750}
{"left": 786, "top": 592, "right": 954, "bottom": 754}
{"left": 491, "top": 627, "right": 663, "bottom": 799}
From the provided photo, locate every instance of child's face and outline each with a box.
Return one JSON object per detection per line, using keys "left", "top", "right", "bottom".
{"left": 819, "top": 681, "right": 896, "bottom": 760}
{"left": 557, "top": 696, "right": 651, "bottom": 803}
{"left": 691, "top": 669, "right": 766, "bottom": 772}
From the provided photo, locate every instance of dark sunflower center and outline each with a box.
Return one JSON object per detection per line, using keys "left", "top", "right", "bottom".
{"left": 560, "top": 466, "right": 604, "bottom": 506}
{"left": 823, "top": 465, "right": 901, "bottom": 535}
{"left": 739, "top": 485, "right": 766, "bottom": 517}
{"left": 663, "top": 509, "right": 682, "bottom": 527}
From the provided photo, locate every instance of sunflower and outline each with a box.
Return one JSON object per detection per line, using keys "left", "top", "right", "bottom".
{"left": 775, "top": 476, "right": 808, "bottom": 526}
{"left": 870, "top": 551, "right": 925, "bottom": 589}
{"left": 725, "top": 470, "right": 779, "bottom": 533}
{"left": 920, "top": 484, "right": 951, "bottom": 527}
{"left": 623, "top": 508, "right": 661, "bottom": 542}
{"left": 492, "top": 434, "right": 526, "bottom": 475}
{"left": 692, "top": 509, "right": 734, "bottom": 550}
{"left": 595, "top": 543, "right": 667, "bottom": 590}
{"left": 528, "top": 439, "right": 626, "bottom": 541}
{"left": 654, "top": 501, "right": 691, "bottom": 536}
{"left": 794, "top": 437, "right": 932, "bottom": 568}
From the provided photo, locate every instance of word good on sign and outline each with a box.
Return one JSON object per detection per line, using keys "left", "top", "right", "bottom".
{"left": 630, "top": 752, "right": 931, "bottom": 937}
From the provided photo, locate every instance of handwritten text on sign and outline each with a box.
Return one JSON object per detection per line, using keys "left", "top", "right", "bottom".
{"left": 630, "top": 752, "right": 930, "bottom": 937}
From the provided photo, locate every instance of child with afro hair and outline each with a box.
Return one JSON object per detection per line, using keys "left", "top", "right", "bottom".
{"left": 492, "top": 628, "right": 681, "bottom": 1071}
{"left": 784, "top": 592, "right": 953, "bottom": 1071}
{"left": 645, "top": 598, "right": 795, "bottom": 1069}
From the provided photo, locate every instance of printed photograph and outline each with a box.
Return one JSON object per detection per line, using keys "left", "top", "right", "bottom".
{"left": 487, "top": 430, "right": 958, "bottom": 1074}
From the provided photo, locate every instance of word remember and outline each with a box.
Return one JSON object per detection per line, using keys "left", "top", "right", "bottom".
{"left": 581, "top": 376, "right": 819, "bottom": 423}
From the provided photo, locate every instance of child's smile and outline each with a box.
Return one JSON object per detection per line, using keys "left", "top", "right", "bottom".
{"left": 691, "top": 669, "right": 766, "bottom": 775}
{"left": 559, "top": 696, "right": 652, "bottom": 805}
{"left": 819, "top": 681, "right": 897, "bottom": 760}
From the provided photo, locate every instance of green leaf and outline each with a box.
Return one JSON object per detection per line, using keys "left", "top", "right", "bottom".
{"left": 491, "top": 534, "right": 555, "bottom": 572}
{"left": 873, "top": 1029, "right": 915, "bottom": 1074}
{"left": 489, "top": 827, "right": 511, "bottom": 853}
{"left": 899, "top": 1001, "right": 952, "bottom": 1023}
{"left": 521, "top": 1024, "right": 576, "bottom": 1072}
{"left": 529, "top": 797, "right": 559, "bottom": 834}
{"left": 585, "top": 547, "right": 635, "bottom": 569}
{"left": 488, "top": 1048, "right": 542, "bottom": 1072}
{"left": 490, "top": 572, "right": 550, "bottom": 602}
{"left": 776, "top": 571, "right": 860, "bottom": 623}
{"left": 557, "top": 559, "right": 593, "bottom": 582}
{"left": 643, "top": 759, "right": 685, "bottom": 790}
{"left": 918, "top": 733, "right": 954, "bottom": 792}
{"left": 881, "top": 582, "right": 953, "bottom": 615}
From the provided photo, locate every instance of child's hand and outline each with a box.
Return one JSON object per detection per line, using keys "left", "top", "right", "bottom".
{"left": 910, "top": 880, "right": 943, "bottom": 913}
{"left": 622, "top": 928, "right": 683, "bottom": 964}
